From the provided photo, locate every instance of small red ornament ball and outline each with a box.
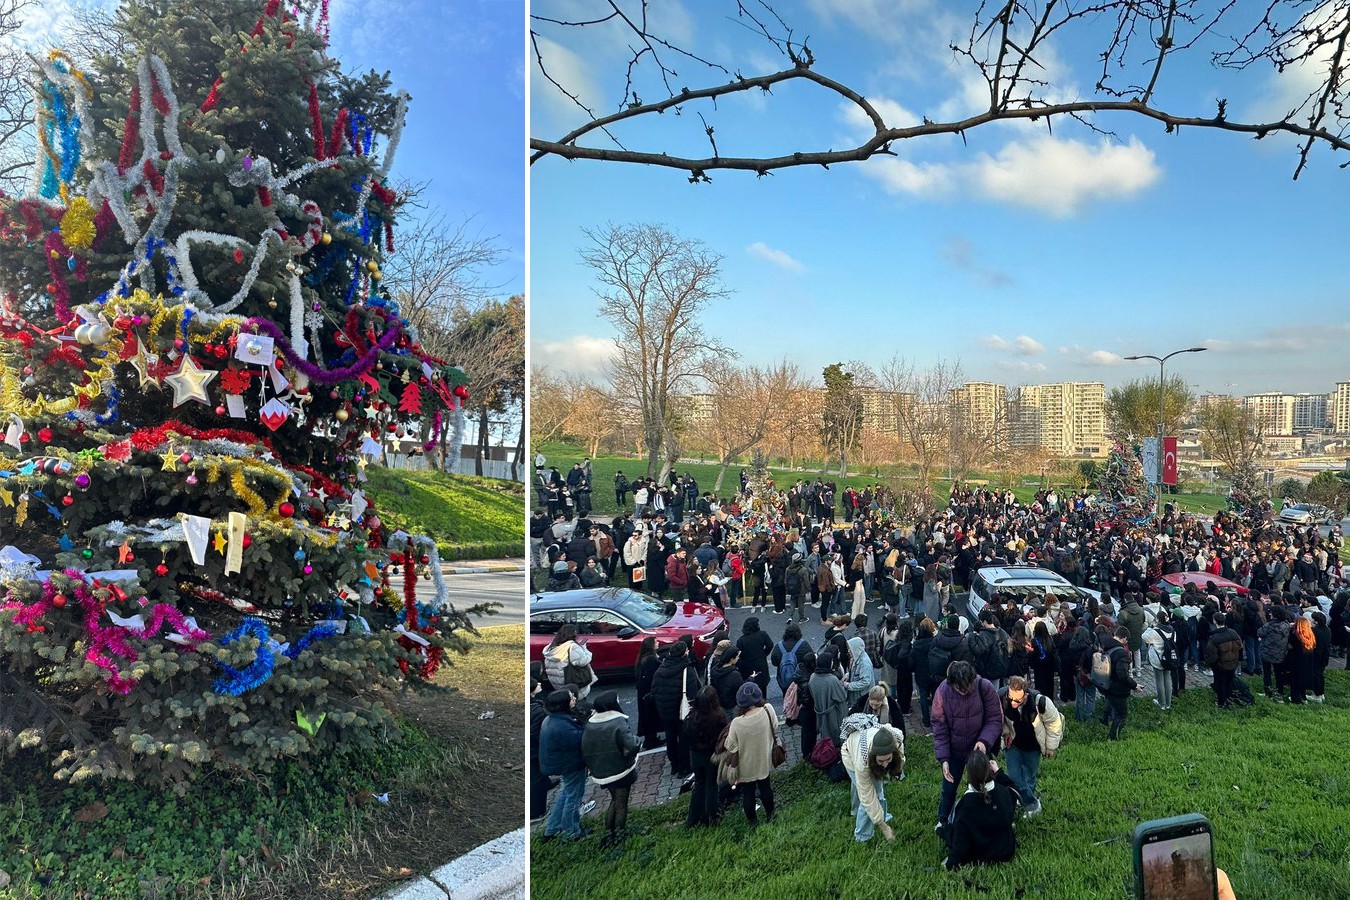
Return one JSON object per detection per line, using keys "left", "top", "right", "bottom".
{"left": 419, "top": 555, "right": 430, "bottom": 564}
{"left": 215, "top": 405, "right": 226, "bottom": 416}
{"left": 52, "top": 594, "right": 67, "bottom": 608}
{"left": 233, "top": 248, "right": 245, "bottom": 264}
{"left": 37, "top": 427, "right": 53, "bottom": 442}
{"left": 242, "top": 534, "right": 252, "bottom": 549}
{"left": 61, "top": 494, "right": 74, "bottom": 507}
{"left": 124, "top": 551, "right": 135, "bottom": 562}
{"left": 179, "top": 451, "right": 193, "bottom": 464}
{"left": 155, "top": 564, "right": 169, "bottom": 576}
{"left": 279, "top": 501, "right": 295, "bottom": 517}
{"left": 390, "top": 553, "right": 404, "bottom": 565}
{"left": 452, "top": 385, "right": 469, "bottom": 399}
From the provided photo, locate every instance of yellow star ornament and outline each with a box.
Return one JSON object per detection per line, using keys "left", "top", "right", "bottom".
{"left": 165, "top": 355, "right": 217, "bottom": 408}
{"left": 214, "top": 532, "right": 228, "bottom": 555}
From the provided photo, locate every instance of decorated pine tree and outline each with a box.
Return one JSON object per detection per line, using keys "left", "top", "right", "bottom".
{"left": 0, "top": 0, "right": 481, "bottom": 783}
{"left": 1093, "top": 440, "right": 1156, "bottom": 525}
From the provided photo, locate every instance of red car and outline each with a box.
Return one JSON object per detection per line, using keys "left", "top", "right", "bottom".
{"left": 1153, "top": 572, "right": 1250, "bottom": 597}
{"left": 528, "top": 588, "right": 725, "bottom": 677}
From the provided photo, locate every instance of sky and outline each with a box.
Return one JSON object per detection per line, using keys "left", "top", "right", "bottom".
{"left": 8, "top": 0, "right": 524, "bottom": 297}
{"left": 529, "top": 0, "right": 1349, "bottom": 398}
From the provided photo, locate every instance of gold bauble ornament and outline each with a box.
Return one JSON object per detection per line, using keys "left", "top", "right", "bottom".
{"left": 320, "top": 232, "right": 332, "bottom": 245}
{"left": 365, "top": 260, "right": 378, "bottom": 273}
{"left": 335, "top": 408, "right": 350, "bottom": 422}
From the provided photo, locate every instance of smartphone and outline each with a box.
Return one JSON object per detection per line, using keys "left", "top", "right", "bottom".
{"left": 1133, "top": 814, "right": 1218, "bottom": 900}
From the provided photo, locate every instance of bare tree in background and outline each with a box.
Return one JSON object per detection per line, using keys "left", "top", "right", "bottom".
{"left": 1198, "top": 397, "right": 1265, "bottom": 499}
{"left": 0, "top": 1, "right": 35, "bottom": 195}
{"left": 437, "top": 295, "right": 524, "bottom": 476}
{"left": 693, "top": 359, "right": 803, "bottom": 492}
{"left": 584, "top": 222, "right": 732, "bottom": 481}
{"left": 532, "top": 2, "right": 1350, "bottom": 181}
{"left": 948, "top": 387, "right": 1015, "bottom": 483}
{"left": 878, "top": 357, "right": 965, "bottom": 487}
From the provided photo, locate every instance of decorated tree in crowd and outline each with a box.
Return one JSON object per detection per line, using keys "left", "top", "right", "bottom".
{"left": 0, "top": 0, "right": 480, "bottom": 783}
{"left": 1093, "top": 440, "right": 1156, "bottom": 526}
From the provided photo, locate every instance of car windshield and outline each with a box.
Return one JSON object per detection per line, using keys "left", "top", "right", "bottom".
{"left": 611, "top": 589, "right": 672, "bottom": 629}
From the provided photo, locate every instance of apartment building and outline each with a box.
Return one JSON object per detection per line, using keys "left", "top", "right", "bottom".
{"left": 1243, "top": 392, "right": 1295, "bottom": 436}
{"left": 1011, "top": 381, "right": 1107, "bottom": 457}
{"left": 1334, "top": 382, "right": 1350, "bottom": 434}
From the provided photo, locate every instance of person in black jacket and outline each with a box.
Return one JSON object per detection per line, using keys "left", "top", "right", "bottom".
{"left": 912, "top": 618, "right": 937, "bottom": 729}
{"left": 737, "top": 616, "right": 775, "bottom": 695}
{"left": 1098, "top": 627, "right": 1139, "bottom": 740}
{"left": 710, "top": 644, "right": 746, "bottom": 719}
{"left": 651, "top": 640, "right": 702, "bottom": 777}
{"left": 792, "top": 649, "right": 818, "bottom": 756}
{"left": 851, "top": 683, "right": 906, "bottom": 735}
{"left": 529, "top": 664, "right": 553, "bottom": 821}
{"left": 1311, "top": 611, "right": 1332, "bottom": 702}
{"left": 683, "top": 685, "right": 728, "bottom": 827}
{"left": 941, "top": 749, "right": 1020, "bottom": 870}
{"left": 582, "top": 691, "right": 641, "bottom": 847}
{"left": 635, "top": 637, "right": 663, "bottom": 749}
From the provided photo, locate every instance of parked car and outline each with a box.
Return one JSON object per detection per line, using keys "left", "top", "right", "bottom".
{"left": 1279, "top": 502, "right": 1338, "bottom": 526}
{"left": 1152, "top": 571, "right": 1250, "bottom": 597}
{"left": 528, "top": 587, "right": 725, "bottom": 677}
{"left": 966, "top": 565, "right": 1100, "bottom": 621}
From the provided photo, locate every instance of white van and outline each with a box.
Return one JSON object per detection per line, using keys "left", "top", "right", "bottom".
{"left": 966, "top": 565, "right": 1101, "bottom": 620}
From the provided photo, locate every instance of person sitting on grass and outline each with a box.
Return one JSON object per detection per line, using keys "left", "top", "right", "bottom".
{"left": 539, "top": 689, "right": 587, "bottom": 842}
{"left": 582, "top": 691, "right": 641, "bottom": 848}
{"left": 940, "top": 749, "right": 1021, "bottom": 870}
{"left": 841, "top": 716, "right": 905, "bottom": 843}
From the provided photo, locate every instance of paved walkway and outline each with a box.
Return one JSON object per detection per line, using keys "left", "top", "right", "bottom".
{"left": 567, "top": 657, "right": 1224, "bottom": 818}
{"left": 442, "top": 558, "right": 525, "bottom": 575}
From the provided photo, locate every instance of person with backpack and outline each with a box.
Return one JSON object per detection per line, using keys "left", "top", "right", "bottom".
{"left": 770, "top": 622, "right": 812, "bottom": 703}
{"left": 1142, "top": 611, "right": 1179, "bottom": 711}
{"left": 1258, "top": 609, "right": 1293, "bottom": 701}
{"left": 913, "top": 617, "right": 938, "bottom": 730}
{"left": 845, "top": 635, "right": 878, "bottom": 708}
{"left": 841, "top": 714, "right": 906, "bottom": 842}
{"left": 1053, "top": 613, "right": 1080, "bottom": 705}
{"left": 884, "top": 617, "right": 916, "bottom": 716}
{"left": 1069, "top": 617, "right": 1098, "bottom": 721}
{"left": 998, "top": 675, "right": 1063, "bottom": 818}
{"left": 791, "top": 649, "right": 818, "bottom": 756}
{"left": 930, "top": 614, "right": 971, "bottom": 689}
{"left": 969, "top": 611, "right": 1012, "bottom": 687}
{"left": 1205, "top": 612, "right": 1245, "bottom": 707}
{"left": 932, "top": 660, "right": 1004, "bottom": 827}
{"left": 809, "top": 651, "right": 849, "bottom": 772}
{"left": 784, "top": 553, "right": 809, "bottom": 623}
{"left": 1094, "top": 626, "right": 1139, "bottom": 740}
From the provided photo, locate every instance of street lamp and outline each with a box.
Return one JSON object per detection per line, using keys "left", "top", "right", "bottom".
{"left": 1123, "top": 347, "right": 1207, "bottom": 520}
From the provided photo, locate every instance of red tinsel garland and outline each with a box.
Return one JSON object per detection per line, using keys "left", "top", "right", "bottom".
{"left": 119, "top": 84, "right": 141, "bottom": 173}
{"left": 128, "top": 422, "right": 277, "bottom": 454}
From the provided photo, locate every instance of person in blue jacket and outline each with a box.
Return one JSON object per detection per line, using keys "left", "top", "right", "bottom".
{"left": 539, "top": 689, "right": 587, "bottom": 841}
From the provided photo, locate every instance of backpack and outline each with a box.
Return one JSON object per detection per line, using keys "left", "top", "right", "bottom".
{"left": 839, "top": 712, "right": 880, "bottom": 744}
{"left": 1160, "top": 628, "right": 1178, "bottom": 668}
{"left": 782, "top": 681, "right": 801, "bottom": 724}
{"left": 776, "top": 640, "right": 803, "bottom": 693}
{"left": 785, "top": 567, "right": 803, "bottom": 595}
{"left": 970, "top": 629, "right": 1010, "bottom": 680}
{"left": 1090, "top": 648, "right": 1113, "bottom": 690}
{"left": 883, "top": 637, "right": 911, "bottom": 671}
{"left": 928, "top": 641, "right": 955, "bottom": 686}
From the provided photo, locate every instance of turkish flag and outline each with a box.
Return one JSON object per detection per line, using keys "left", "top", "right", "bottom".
{"left": 1162, "top": 436, "right": 1178, "bottom": 486}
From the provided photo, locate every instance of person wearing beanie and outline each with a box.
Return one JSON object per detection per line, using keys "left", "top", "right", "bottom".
{"left": 542, "top": 624, "right": 598, "bottom": 700}
{"left": 545, "top": 559, "right": 583, "bottom": 592}
{"left": 724, "top": 680, "right": 780, "bottom": 825}
{"left": 841, "top": 718, "right": 905, "bottom": 842}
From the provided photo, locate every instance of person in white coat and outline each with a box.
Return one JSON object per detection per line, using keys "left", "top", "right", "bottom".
{"left": 543, "top": 624, "right": 599, "bottom": 700}
{"left": 841, "top": 721, "right": 905, "bottom": 841}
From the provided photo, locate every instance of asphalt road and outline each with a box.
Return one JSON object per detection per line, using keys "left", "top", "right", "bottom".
{"left": 416, "top": 569, "right": 527, "bottom": 629}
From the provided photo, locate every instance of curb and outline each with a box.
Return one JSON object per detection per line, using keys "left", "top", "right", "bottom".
{"left": 441, "top": 563, "right": 527, "bottom": 575}
{"left": 381, "top": 828, "right": 525, "bottom": 900}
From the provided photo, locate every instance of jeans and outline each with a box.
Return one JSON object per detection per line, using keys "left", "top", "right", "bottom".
{"left": 1004, "top": 745, "right": 1041, "bottom": 803}
{"left": 938, "top": 753, "right": 968, "bottom": 825}
{"left": 1103, "top": 693, "right": 1128, "bottom": 740}
{"left": 863, "top": 573, "right": 874, "bottom": 598}
{"left": 849, "top": 771, "right": 892, "bottom": 841}
{"left": 1075, "top": 683, "right": 1097, "bottom": 721}
{"left": 1243, "top": 636, "right": 1259, "bottom": 674}
{"left": 544, "top": 769, "right": 586, "bottom": 838}
{"left": 1151, "top": 665, "right": 1173, "bottom": 709}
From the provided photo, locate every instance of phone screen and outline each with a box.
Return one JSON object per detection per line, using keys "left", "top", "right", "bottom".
{"left": 1138, "top": 821, "right": 1216, "bottom": 900}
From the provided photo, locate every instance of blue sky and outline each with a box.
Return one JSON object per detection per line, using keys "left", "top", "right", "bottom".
{"left": 10, "top": 0, "right": 524, "bottom": 296}
{"left": 530, "top": 0, "right": 1347, "bottom": 396}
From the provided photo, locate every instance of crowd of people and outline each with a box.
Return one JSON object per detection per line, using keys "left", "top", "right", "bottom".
{"left": 530, "top": 457, "right": 1347, "bottom": 868}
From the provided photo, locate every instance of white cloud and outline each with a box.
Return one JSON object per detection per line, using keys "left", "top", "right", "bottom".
{"left": 530, "top": 34, "right": 605, "bottom": 125}
{"left": 1012, "top": 335, "right": 1044, "bottom": 355}
{"left": 996, "top": 359, "right": 1048, "bottom": 373}
{"left": 841, "top": 96, "right": 922, "bottom": 133}
{"left": 856, "top": 134, "right": 1160, "bottom": 216}
{"left": 746, "top": 241, "right": 806, "bottom": 273}
{"left": 983, "top": 334, "right": 1010, "bottom": 350}
{"left": 1060, "top": 346, "right": 1127, "bottom": 366}
{"left": 531, "top": 335, "right": 617, "bottom": 379}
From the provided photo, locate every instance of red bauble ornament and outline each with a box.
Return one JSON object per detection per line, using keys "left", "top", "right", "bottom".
{"left": 124, "top": 551, "right": 135, "bottom": 562}
{"left": 279, "top": 502, "right": 295, "bottom": 517}
{"left": 390, "top": 553, "right": 404, "bottom": 565}
{"left": 242, "top": 534, "right": 252, "bottom": 549}
{"left": 37, "top": 427, "right": 53, "bottom": 442}
{"left": 52, "top": 594, "right": 67, "bottom": 608}
{"left": 155, "top": 564, "right": 169, "bottom": 576}
{"left": 215, "top": 406, "right": 226, "bottom": 415}
{"left": 61, "top": 494, "right": 74, "bottom": 507}
{"left": 452, "top": 385, "right": 469, "bottom": 399}
{"left": 419, "top": 555, "right": 429, "bottom": 564}
{"left": 233, "top": 248, "right": 245, "bottom": 264}
{"left": 179, "top": 451, "right": 193, "bottom": 464}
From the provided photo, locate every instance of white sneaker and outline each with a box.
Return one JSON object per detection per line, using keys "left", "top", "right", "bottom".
{"left": 580, "top": 800, "right": 597, "bottom": 815}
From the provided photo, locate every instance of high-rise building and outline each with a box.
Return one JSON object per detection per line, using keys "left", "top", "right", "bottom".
{"left": 1243, "top": 392, "right": 1295, "bottom": 436}
{"left": 1292, "top": 393, "right": 1330, "bottom": 432}
{"left": 1011, "top": 382, "right": 1106, "bottom": 456}
{"left": 1333, "top": 382, "right": 1350, "bottom": 434}
{"left": 949, "top": 381, "right": 1008, "bottom": 438}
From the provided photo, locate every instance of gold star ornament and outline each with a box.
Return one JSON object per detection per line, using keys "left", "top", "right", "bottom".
{"left": 165, "top": 355, "right": 217, "bottom": 408}
{"left": 214, "top": 532, "right": 228, "bottom": 555}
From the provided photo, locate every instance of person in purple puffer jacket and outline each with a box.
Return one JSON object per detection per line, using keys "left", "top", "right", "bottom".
{"left": 932, "top": 660, "right": 1004, "bottom": 828}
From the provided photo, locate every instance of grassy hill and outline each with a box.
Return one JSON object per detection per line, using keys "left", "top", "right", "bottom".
{"left": 365, "top": 465, "right": 523, "bottom": 560}
{"left": 533, "top": 669, "right": 1350, "bottom": 899}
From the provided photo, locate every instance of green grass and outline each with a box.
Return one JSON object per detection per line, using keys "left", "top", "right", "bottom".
{"left": 532, "top": 669, "right": 1350, "bottom": 899}
{"left": 534, "top": 442, "right": 1232, "bottom": 519}
{"left": 365, "top": 465, "right": 524, "bottom": 559}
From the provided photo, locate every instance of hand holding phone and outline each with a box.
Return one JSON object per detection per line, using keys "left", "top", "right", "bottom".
{"left": 1133, "top": 814, "right": 1218, "bottom": 900}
